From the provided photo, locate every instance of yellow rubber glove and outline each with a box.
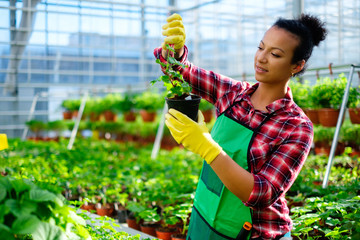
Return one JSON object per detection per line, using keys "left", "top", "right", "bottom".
{"left": 162, "top": 13, "right": 186, "bottom": 50}
{"left": 165, "top": 109, "right": 222, "bottom": 164}
{"left": 0, "top": 134, "right": 9, "bottom": 151}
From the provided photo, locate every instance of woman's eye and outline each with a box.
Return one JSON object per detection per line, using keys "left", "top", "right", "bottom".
{"left": 257, "top": 46, "right": 263, "bottom": 50}
{"left": 271, "top": 53, "right": 280, "bottom": 57}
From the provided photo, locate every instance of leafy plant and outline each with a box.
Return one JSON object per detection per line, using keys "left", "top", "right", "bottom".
{"left": 310, "top": 74, "right": 347, "bottom": 109}
{"left": 174, "top": 202, "right": 192, "bottom": 236}
{"left": 289, "top": 80, "right": 312, "bottom": 109}
{"left": 114, "top": 94, "right": 137, "bottom": 113}
{"left": 347, "top": 86, "right": 360, "bottom": 109}
{"left": 25, "top": 120, "right": 46, "bottom": 137}
{"left": 0, "top": 176, "right": 90, "bottom": 240}
{"left": 151, "top": 44, "right": 191, "bottom": 99}
{"left": 134, "top": 91, "right": 164, "bottom": 112}
{"left": 61, "top": 99, "right": 81, "bottom": 112}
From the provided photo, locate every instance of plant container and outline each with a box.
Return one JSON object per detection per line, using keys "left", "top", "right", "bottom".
{"left": 317, "top": 108, "right": 342, "bottom": 127}
{"left": 304, "top": 109, "right": 319, "bottom": 124}
{"left": 95, "top": 203, "right": 115, "bottom": 217}
{"left": 140, "top": 223, "right": 160, "bottom": 237}
{"left": 156, "top": 227, "right": 178, "bottom": 240}
{"left": 104, "top": 110, "right": 117, "bottom": 122}
{"left": 63, "top": 111, "right": 72, "bottom": 120}
{"left": 139, "top": 110, "right": 156, "bottom": 122}
{"left": 126, "top": 217, "right": 142, "bottom": 231}
{"left": 80, "top": 203, "right": 96, "bottom": 212}
{"left": 349, "top": 108, "right": 360, "bottom": 124}
{"left": 124, "top": 111, "right": 137, "bottom": 122}
{"left": 166, "top": 95, "right": 201, "bottom": 122}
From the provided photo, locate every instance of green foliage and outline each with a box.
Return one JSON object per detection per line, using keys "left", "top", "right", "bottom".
{"left": 347, "top": 86, "right": 360, "bottom": 109}
{"left": 25, "top": 120, "right": 46, "bottom": 134}
{"left": 313, "top": 125, "right": 336, "bottom": 145}
{"left": 134, "top": 91, "right": 164, "bottom": 112}
{"left": 199, "top": 99, "right": 214, "bottom": 111}
{"left": 289, "top": 80, "right": 312, "bottom": 109}
{"left": 61, "top": 99, "right": 81, "bottom": 111}
{"left": 84, "top": 97, "right": 103, "bottom": 115}
{"left": 151, "top": 44, "right": 191, "bottom": 99}
{"left": 0, "top": 176, "right": 90, "bottom": 240}
{"left": 114, "top": 94, "right": 136, "bottom": 113}
{"left": 47, "top": 120, "right": 67, "bottom": 132}
{"left": 310, "top": 74, "right": 347, "bottom": 109}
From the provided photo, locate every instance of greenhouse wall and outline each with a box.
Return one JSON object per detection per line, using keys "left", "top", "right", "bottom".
{"left": 0, "top": 0, "right": 359, "bottom": 138}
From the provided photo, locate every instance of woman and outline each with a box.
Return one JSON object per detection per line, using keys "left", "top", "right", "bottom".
{"left": 154, "top": 13, "right": 327, "bottom": 240}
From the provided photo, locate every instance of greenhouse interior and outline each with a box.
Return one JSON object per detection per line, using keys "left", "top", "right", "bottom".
{"left": 0, "top": 0, "right": 359, "bottom": 239}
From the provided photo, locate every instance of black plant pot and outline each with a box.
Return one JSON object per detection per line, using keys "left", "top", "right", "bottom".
{"left": 166, "top": 95, "right": 201, "bottom": 122}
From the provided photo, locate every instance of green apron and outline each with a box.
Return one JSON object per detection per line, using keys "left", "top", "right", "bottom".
{"left": 187, "top": 111, "right": 258, "bottom": 240}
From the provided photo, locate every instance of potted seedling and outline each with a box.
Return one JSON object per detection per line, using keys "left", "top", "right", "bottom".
{"left": 289, "top": 80, "right": 319, "bottom": 124}
{"left": 126, "top": 201, "right": 146, "bottom": 231}
{"left": 172, "top": 203, "right": 192, "bottom": 240}
{"left": 135, "top": 91, "right": 164, "bottom": 122}
{"left": 26, "top": 119, "right": 46, "bottom": 140}
{"left": 156, "top": 205, "right": 179, "bottom": 240}
{"left": 139, "top": 207, "right": 161, "bottom": 237}
{"left": 347, "top": 85, "right": 360, "bottom": 124}
{"left": 85, "top": 97, "right": 103, "bottom": 122}
{"left": 47, "top": 120, "right": 67, "bottom": 141}
{"left": 115, "top": 93, "right": 137, "bottom": 122}
{"left": 151, "top": 44, "right": 201, "bottom": 121}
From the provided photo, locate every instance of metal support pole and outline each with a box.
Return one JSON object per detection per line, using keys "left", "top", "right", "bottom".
{"left": 21, "top": 93, "right": 39, "bottom": 141}
{"left": 67, "top": 92, "right": 88, "bottom": 150}
{"left": 151, "top": 103, "right": 168, "bottom": 159}
{"left": 322, "top": 64, "right": 359, "bottom": 188}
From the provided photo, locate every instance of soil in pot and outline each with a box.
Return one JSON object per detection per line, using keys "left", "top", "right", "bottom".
{"left": 171, "top": 233, "right": 187, "bottom": 240}
{"left": 156, "top": 227, "right": 178, "bottom": 240}
{"left": 166, "top": 94, "right": 201, "bottom": 122}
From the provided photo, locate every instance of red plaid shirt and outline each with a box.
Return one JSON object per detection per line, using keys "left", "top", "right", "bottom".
{"left": 154, "top": 46, "right": 313, "bottom": 239}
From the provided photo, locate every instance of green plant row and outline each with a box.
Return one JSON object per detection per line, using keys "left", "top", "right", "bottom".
{"left": 290, "top": 73, "right": 360, "bottom": 109}
{"left": 1, "top": 138, "right": 359, "bottom": 239}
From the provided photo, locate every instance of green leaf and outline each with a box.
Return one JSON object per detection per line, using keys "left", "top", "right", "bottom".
{"left": 0, "top": 223, "right": 15, "bottom": 240}
{"left": 10, "top": 178, "right": 31, "bottom": 195}
{"left": 5, "top": 199, "right": 37, "bottom": 217}
{"left": 0, "top": 185, "right": 6, "bottom": 202}
{"left": 31, "top": 221, "right": 65, "bottom": 240}
{"left": 30, "top": 189, "right": 63, "bottom": 207}
{"left": 0, "top": 177, "right": 13, "bottom": 192}
{"left": 11, "top": 214, "right": 41, "bottom": 234}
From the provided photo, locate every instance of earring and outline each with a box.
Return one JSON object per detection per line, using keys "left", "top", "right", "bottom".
{"left": 291, "top": 72, "right": 294, "bottom": 77}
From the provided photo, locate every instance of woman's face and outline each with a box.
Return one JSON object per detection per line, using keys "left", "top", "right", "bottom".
{"left": 254, "top": 26, "right": 300, "bottom": 85}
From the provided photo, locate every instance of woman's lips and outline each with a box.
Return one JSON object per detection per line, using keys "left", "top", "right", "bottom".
{"left": 255, "top": 65, "right": 268, "bottom": 73}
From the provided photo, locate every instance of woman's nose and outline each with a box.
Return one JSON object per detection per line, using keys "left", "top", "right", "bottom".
{"left": 257, "top": 51, "right": 267, "bottom": 63}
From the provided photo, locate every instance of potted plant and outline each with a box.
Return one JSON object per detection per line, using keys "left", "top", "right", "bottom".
{"left": 341, "top": 123, "right": 360, "bottom": 157}
{"left": 47, "top": 120, "right": 67, "bottom": 141}
{"left": 85, "top": 97, "right": 103, "bottom": 122}
{"left": 171, "top": 203, "right": 192, "bottom": 240}
{"left": 151, "top": 44, "right": 201, "bottom": 121}
{"left": 156, "top": 205, "right": 179, "bottom": 240}
{"left": 26, "top": 119, "right": 46, "bottom": 140}
{"left": 347, "top": 86, "right": 360, "bottom": 124}
{"left": 313, "top": 125, "right": 344, "bottom": 156}
{"left": 126, "top": 201, "right": 146, "bottom": 231}
{"left": 135, "top": 91, "right": 164, "bottom": 122}
{"left": 101, "top": 94, "right": 121, "bottom": 122}
{"left": 139, "top": 207, "right": 161, "bottom": 237}
{"left": 115, "top": 93, "right": 137, "bottom": 122}
{"left": 95, "top": 187, "right": 115, "bottom": 217}
{"left": 310, "top": 74, "right": 347, "bottom": 127}
{"left": 289, "top": 80, "right": 319, "bottom": 124}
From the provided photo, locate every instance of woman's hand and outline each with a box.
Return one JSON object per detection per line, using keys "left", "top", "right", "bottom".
{"left": 161, "top": 13, "right": 185, "bottom": 58}
{"left": 165, "top": 109, "right": 222, "bottom": 164}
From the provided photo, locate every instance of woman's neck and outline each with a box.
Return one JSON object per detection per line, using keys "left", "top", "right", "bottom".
{"left": 250, "top": 82, "right": 288, "bottom": 111}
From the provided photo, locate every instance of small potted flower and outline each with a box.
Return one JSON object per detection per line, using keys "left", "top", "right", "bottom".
{"left": 134, "top": 91, "right": 164, "bottom": 122}
{"left": 151, "top": 44, "right": 201, "bottom": 121}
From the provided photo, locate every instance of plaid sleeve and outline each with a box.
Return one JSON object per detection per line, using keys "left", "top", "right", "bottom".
{"left": 154, "top": 46, "right": 247, "bottom": 106}
{"left": 245, "top": 121, "right": 313, "bottom": 208}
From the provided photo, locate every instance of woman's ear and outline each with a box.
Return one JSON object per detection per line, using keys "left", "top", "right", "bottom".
{"left": 293, "top": 60, "right": 305, "bottom": 74}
